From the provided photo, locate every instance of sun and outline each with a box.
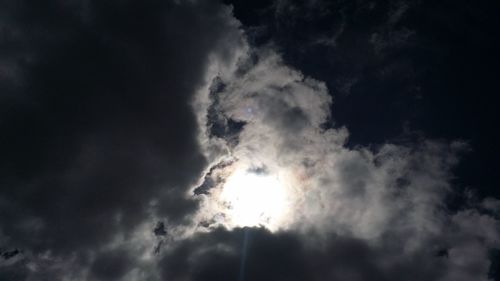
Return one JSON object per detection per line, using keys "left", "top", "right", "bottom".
{"left": 219, "top": 168, "right": 288, "bottom": 230}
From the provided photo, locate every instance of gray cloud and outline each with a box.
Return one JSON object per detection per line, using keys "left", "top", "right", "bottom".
{"left": 0, "top": 0, "right": 244, "bottom": 279}
{"left": 1, "top": 0, "right": 499, "bottom": 280}
{"left": 159, "top": 227, "right": 464, "bottom": 281}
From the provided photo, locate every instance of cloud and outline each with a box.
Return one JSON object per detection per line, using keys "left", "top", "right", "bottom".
{"left": 193, "top": 45, "right": 500, "bottom": 280}
{"left": 159, "top": 226, "right": 467, "bottom": 281}
{"left": 0, "top": 1, "right": 499, "bottom": 280}
{"left": 0, "top": 0, "right": 244, "bottom": 279}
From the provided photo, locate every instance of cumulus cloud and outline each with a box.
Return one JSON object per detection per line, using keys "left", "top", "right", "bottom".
{"left": 192, "top": 45, "right": 500, "bottom": 280}
{"left": 0, "top": 0, "right": 499, "bottom": 281}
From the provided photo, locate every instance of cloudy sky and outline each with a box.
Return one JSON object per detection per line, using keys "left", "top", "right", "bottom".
{"left": 1, "top": 0, "right": 499, "bottom": 280}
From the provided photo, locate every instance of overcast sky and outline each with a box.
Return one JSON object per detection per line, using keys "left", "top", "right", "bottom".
{"left": 1, "top": 0, "right": 499, "bottom": 280}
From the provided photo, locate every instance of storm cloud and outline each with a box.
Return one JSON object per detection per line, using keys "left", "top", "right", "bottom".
{"left": 0, "top": 0, "right": 243, "bottom": 279}
{"left": 1, "top": 0, "right": 499, "bottom": 280}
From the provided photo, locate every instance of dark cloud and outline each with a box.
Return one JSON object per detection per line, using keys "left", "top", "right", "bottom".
{"left": 0, "top": 0, "right": 243, "bottom": 278}
{"left": 161, "top": 227, "right": 453, "bottom": 281}
{"left": 90, "top": 248, "right": 132, "bottom": 281}
{"left": 1, "top": 0, "right": 499, "bottom": 280}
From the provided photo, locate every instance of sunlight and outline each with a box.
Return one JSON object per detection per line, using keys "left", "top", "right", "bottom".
{"left": 220, "top": 169, "right": 288, "bottom": 229}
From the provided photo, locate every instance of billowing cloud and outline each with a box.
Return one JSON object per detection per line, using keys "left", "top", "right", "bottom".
{"left": 192, "top": 46, "right": 500, "bottom": 280}
{"left": 0, "top": 0, "right": 244, "bottom": 279}
{"left": 1, "top": 1, "right": 499, "bottom": 281}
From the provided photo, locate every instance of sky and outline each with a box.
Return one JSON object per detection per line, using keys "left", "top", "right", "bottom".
{"left": 0, "top": 0, "right": 499, "bottom": 280}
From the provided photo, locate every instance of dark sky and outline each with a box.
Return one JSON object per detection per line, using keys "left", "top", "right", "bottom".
{"left": 1, "top": 0, "right": 499, "bottom": 280}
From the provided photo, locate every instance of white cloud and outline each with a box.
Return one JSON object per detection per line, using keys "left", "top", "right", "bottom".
{"left": 193, "top": 42, "right": 500, "bottom": 280}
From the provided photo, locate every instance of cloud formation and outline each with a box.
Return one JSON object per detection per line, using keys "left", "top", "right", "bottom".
{"left": 194, "top": 40, "right": 500, "bottom": 281}
{"left": 0, "top": 1, "right": 499, "bottom": 281}
{"left": 0, "top": 0, "right": 243, "bottom": 279}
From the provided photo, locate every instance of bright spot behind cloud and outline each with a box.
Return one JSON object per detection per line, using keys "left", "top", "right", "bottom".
{"left": 220, "top": 169, "right": 288, "bottom": 230}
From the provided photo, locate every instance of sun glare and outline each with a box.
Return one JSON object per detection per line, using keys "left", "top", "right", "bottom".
{"left": 220, "top": 169, "right": 288, "bottom": 229}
